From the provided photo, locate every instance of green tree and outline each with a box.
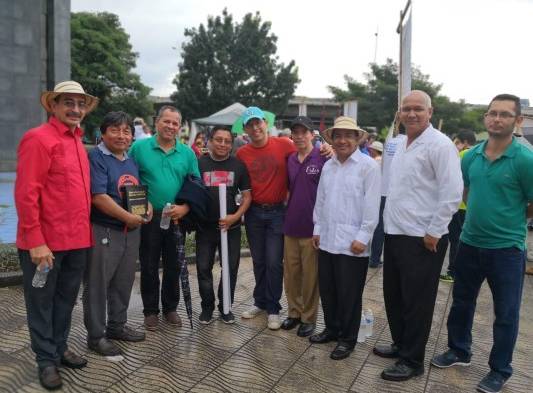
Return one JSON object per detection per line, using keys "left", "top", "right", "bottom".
{"left": 71, "top": 12, "right": 152, "bottom": 137}
{"left": 329, "top": 59, "right": 484, "bottom": 136}
{"left": 172, "top": 9, "right": 299, "bottom": 120}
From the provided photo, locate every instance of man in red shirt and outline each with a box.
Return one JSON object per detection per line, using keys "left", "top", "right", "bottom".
{"left": 237, "top": 107, "right": 332, "bottom": 330}
{"left": 15, "top": 81, "right": 98, "bottom": 391}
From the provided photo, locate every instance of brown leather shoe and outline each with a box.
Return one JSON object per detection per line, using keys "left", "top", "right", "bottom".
{"left": 526, "top": 266, "right": 533, "bottom": 275}
{"left": 163, "top": 311, "right": 182, "bottom": 326}
{"left": 60, "top": 349, "right": 87, "bottom": 369}
{"left": 144, "top": 314, "right": 159, "bottom": 331}
{"left": 38, "top": 366, "right": 62, "bottom": 390}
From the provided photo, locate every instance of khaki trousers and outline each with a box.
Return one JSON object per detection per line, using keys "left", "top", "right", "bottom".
{"left": 283, "top": 236, "right": 319, "bottom": 323}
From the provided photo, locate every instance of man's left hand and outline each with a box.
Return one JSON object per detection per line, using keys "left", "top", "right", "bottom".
{"left": 423, "top": 234, "right": 440, "bottom": 252}
{"left": 219, "top": 214, "right": 239, "bottom": 231}
{"left": 169, "top": 204, "right": 190, "bottom": 224}
{"left": 319, "top": 142, "right": 334, "bottom": 158}
{"left": 144, "top": 202, "right": 154, "bottom": 223}
{"left": 350, "top": 240, "right": 366, "bottom": 255}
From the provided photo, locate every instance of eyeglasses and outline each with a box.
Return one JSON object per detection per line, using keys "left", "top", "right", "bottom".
{"left": 212, "top": 138, "right": 233, "bottom": 145}
{"left": 484, "top": 111, "right": 516, "bottom": 120}
{"left": 60, "top": 99, "right": 88, "bottom": 110}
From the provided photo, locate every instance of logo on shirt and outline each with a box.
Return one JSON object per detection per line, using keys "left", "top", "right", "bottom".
{"left": 249, "top": 155, "right": 277, "bottom": 183}
{"left": 117, "top": 174, "right": 139, "bottom": 196}
{"left": 306, "top": 165, "right": 320, "bottom": 175}
{"left": 203, "top": 171, "right": 235, "bottom": 186}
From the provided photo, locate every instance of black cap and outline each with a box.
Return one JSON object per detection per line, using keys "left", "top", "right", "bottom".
{"left": 290, "top": 116, "right": 314, "bottom": 132}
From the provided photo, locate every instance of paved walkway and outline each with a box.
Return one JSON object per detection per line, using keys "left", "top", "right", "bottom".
{"left": 0, "top": 256, "right": 532, "bottom": 392}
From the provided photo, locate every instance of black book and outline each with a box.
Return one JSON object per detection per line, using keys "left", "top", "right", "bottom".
{"left": 123, "top": 185, "right": 148, "bottom": 217}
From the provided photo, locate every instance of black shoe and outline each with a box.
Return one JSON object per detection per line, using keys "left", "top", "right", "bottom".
{"left": 60, "top": 350, "right": 87, "bottom": 369}
{"left": 220, "top": 311, "right": 236, "bottom": 324}
{"left": 330, "top": 342, "right": 354, "bottom": 360}
{"left": 381, "top": 360, "right": 424, "bottom": 381}
{"left": 199, "top": 309, "right": 214, "bottom": 325}
{"left": 297, "top": 322, "right": 315, "bottom": 337}
{"left": 88, "top": 337, "right": 123, "bottom": 357}
{"left": 281, "top": 317, "right": 301, "bottom": 330}
{"left": 373, "top": 343, "right": 400, "bottom": 358}
{"left": 107, "top": 325, "right": 146, "bottom": 342}
{"left": 39, "top": 366, "right": 62, "bottom": 390}
{"left": 309, "top": 329, "right": 338, "bottom": 344}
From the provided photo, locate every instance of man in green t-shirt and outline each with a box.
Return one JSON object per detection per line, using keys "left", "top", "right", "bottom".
{"left": 129, "top": 105, "right": 199, "bottom": 331}
{"left": 431, "top": 94, "right": 533, "bottom": 393}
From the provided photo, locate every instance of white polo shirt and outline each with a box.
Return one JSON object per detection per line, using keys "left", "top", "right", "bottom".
{"left": 384, "top": 124, "right": 463, "bottom": 238}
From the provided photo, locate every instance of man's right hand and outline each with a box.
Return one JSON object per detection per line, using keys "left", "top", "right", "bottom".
{"left": 312, "top": 235, "right": 320, "bottom": 250}
{"left": 125, "top": 213, "right": 145, "bottom": 229}
{"left": 29, "top": 245, "right": 54, "bottom": 268}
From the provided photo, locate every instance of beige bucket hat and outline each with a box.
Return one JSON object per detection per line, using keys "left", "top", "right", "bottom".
{"left": 40, "top": 81, "right": 99, "bottom": 113}
{"left": 321, "top": 116, "right": 366, "bottom": 144}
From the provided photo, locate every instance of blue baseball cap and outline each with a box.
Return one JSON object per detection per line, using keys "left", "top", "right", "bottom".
{"left": 242, "top": 106, "right": 265, "bottom": 126}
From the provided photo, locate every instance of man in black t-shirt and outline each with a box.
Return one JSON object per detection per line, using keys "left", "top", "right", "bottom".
{"left": 197, "top": 126, "right": 252, "bottom": 324}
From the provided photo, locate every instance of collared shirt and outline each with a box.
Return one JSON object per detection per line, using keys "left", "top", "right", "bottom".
{"left": 313, "top": 149, "right": 381, "bottom": 257}
{"left": 384, "top": 124, "right": 463, "bottom": 238}
{"left": 89, "top": 142, "right": 141, "bottom": 229}
{"left": 381, "top": 134, "right": 407, "bottom": 196}
{"left": 460, "top": 137, "right": 533, "bottom": 250}
{"left": 129, "top": 134, "right": 200, "bottom": 210}
{"left": 15, "top": 116, "right": 92, "bottom": 251}
{"left": 283, "top": 147, "right": 328, "bottom": 238}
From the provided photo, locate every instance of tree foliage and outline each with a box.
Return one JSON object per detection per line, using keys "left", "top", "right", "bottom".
{"left": 328, "top": 59, "right": 484, "bottom": 136}
{"left": 172, "top": 9, "right": 299, "bottom": 120}
{"left": 71, "top": 12, "right": 152, "bottom": 137}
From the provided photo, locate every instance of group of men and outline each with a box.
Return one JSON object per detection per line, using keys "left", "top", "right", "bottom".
{"left": 15, "top": 80, "right": 532, "bottom": 393}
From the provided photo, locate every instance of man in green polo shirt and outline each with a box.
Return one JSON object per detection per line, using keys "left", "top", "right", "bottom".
{"left": 129, "top": 105, "right": 199, "bottom": 331}
{"left": 431, "top": 94, "right": 533, "bottom": 393}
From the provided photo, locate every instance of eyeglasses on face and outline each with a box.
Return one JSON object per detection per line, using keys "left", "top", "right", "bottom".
{"left": 59, "top": 99, "right": 88, "bottom": 110}
{"left": 484, "top": 111, "right": 516, "bottom": 120}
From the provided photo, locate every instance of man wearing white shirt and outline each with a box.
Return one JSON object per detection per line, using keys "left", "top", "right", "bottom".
{"left": 375, "top": 91, "right": 463, "bottom": 381}
{"left": 309, "top": 116, "right": 381, "bottom": 361}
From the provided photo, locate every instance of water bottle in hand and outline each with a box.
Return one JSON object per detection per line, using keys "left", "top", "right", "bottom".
{"left": 160, "top": 203, "right": 172, "bottom": 230}
{"left": 32, "top": 264, "right": 50, "bottom": 288}
{"left": 357, "top": 312, "right": 367, "bottom": 343}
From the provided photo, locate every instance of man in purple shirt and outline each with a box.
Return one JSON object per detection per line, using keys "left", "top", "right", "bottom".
{"left": 281, "top": 116, "right": 328, "bottom": 337}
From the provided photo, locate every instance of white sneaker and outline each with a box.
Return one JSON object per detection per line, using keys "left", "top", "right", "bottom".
{"left": 267, "top": 314, "right": 281, "bottom": 330}
{"left": 241, "top": 306, "right": 264, "bottom": 319}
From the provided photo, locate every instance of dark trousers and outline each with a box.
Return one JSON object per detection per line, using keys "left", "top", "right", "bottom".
{"left": 370, "top": 196, "right": 386, "bottom": 266}
{"left": 383, "top": 234, "right": 448, "bottom": 368}
{"left": 244, "top": 204, "right": 285, "bottom": 314}
{"left": 318, "top": 250, "right": 368, "bottom": 346}
{"left": 446, "top": 209, "right": 466, "bottom": 276}
{"left": 19, "top": 248, "right": 88, "bottom": 369}
{"left": 195, "top": 225, "right": 241, "bottom": 313}
{"left": 447, "top": 242, "right": 525, "bottom": 379}
{"left": 83, "top": 224, "right": 140, "bottom": 342}
{"left": 139, "top": 210, "right": 180, "bottom": 316}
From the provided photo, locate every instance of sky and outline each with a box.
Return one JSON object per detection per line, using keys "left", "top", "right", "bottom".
{"left": 71, "top": 0, "right": 533, "bottom": 106}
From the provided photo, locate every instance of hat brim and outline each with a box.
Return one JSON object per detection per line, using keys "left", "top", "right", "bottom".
{"left": 290, "top": 121, "right": 313, "bottom": 132}
{"left": 40, "top": 91, "right": 99, "bottom": 114}
{"left": 320, "top": 125, "right": 367, "bottom": 144}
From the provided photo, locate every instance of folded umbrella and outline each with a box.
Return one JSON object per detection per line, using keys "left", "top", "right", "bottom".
{"left": 174, "top": 225, "right": 193, "bottom": 329}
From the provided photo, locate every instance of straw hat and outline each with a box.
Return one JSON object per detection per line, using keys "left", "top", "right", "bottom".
{"left": 321, "top": 116, "right": 366, "bottom": 144}
{"left": 369, "top": 141, "right": 384, "bottom": 152}
{"left": 40, "top": 81, "right": 99, "bottom": 113}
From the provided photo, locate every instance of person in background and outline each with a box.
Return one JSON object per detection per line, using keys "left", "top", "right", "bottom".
{"left": 83, "top": 111, "right": 151, "bottom": 357}
{"left": 133, "top": 117, "right": 151, "bottom": 140}
{"left": 15, "top": 81, "right": 98, "bottom": 390}
{"left": 192, "top": 131, "right": 207, "bottom": 158}
{"left": 281, "top": 116, "right": 327, "bottom": 338}
{"left": 440, "top": 130, "right": 476, "bottom": 283}
{"left": 368, "top": 141, "right": 383, "bottom": 163}
{"left": 129, "top": 105, "right": 200, "bottom": 331}
{"left": 310, "top": 116, "right": 381, "bottom": 360}
{"left": 196, "top": 126, "right": 252, "bottom": 325}
{"left": 431, "top": 94, "right": 533, "bottom": 393}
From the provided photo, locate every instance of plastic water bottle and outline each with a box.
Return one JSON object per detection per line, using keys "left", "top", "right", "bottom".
{"left": 357, "top": 312, "right": 367, "bottom": 343}
{"left": 32, "top": 265, "right": 50, "bottom": 288}
{"left": 160, "top": 203, "right": 172, "bottom": 229}
{"left": 364, "top": 309, "right": 374, "bottom": 338}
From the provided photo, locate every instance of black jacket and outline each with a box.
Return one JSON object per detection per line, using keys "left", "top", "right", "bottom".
{"left": 175, "top": 175, "right": 213, "bottom": 232}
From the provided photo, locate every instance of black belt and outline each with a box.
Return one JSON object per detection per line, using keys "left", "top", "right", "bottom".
{"left": 252, "top": 202, "right": 284, "bottom": 210}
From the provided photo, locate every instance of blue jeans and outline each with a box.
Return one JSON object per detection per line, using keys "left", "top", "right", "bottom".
{"left": 244, "top": 204, "right": 285, "bottom": 314}
{"left": 447, "top": 241, "right": 525, "bottom": 379}
{"left": 370, "top": 196, "right": 386, "bottom": 266}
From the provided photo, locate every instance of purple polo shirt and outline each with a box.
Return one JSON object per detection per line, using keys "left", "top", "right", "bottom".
{"left": 283, "top": 147, "right": 328, "bottom": 238}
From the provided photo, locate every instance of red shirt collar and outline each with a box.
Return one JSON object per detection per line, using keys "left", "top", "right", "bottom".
{"left": 49, "top": 116, "right": 84, "bottom": 137}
